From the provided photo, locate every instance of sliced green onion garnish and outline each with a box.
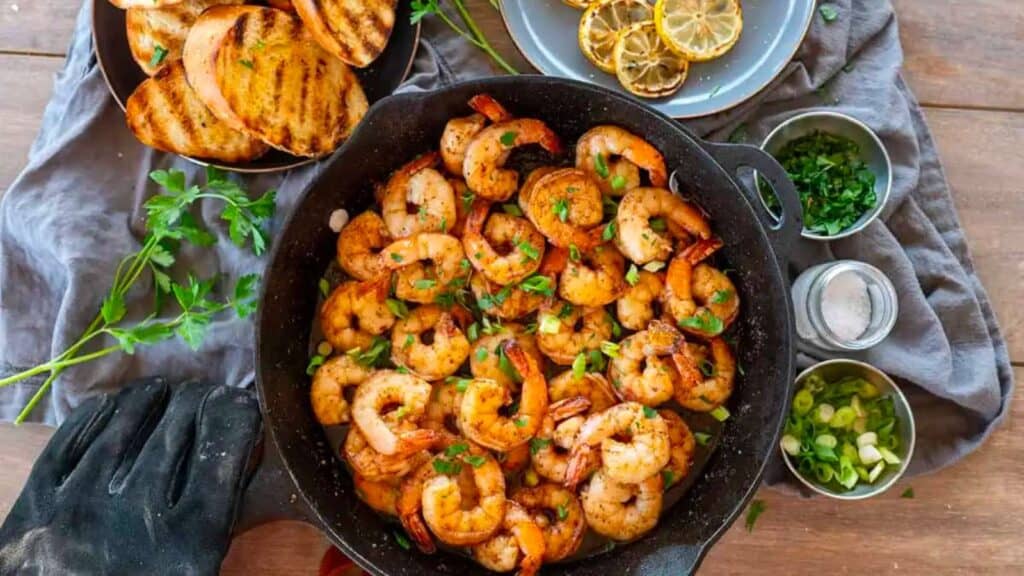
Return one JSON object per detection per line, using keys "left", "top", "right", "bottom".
{"left": 710, "top": 406, "right": 730, "bottom": 422}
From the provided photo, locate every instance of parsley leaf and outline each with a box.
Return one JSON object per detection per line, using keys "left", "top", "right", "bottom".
{"left": 594, "top": 153, "right": 610, "bottom": 178}
{"left": 819, "top": 4, "right": 838, "bottom": 22}
{"left": 553, "top": 198, "right": 569, "bottom": 223}
{"left": 149, "top": 45, "right": 168, "bottom": 69}
{"left": 745, "top": 499, "right": 766, "bottom": 532}
{"left": 500, "top": 131, "right": 517, "bottom": 146}
{"left": 625, "top": 263, "right": 640, "bottom": 286}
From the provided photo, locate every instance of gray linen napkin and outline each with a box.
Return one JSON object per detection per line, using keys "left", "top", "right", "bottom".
{"left": 0, "top": 0, "right": 1012, "bottom": 487}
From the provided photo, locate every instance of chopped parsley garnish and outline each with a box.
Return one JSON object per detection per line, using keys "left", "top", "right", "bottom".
{"left": 518, "top": 240, "right": 539, "bottom": 261}
{"left": 467, "top": 321, "right": 480, "bottom": 341}
{"left": 600, "top": 340, "right": 620, "bottom": 358}
{"left": 390, "top": 252, "right": 403, "bottom": 262}
{"left": 318, "top": 278, "right": 330, "bottom": 298}
{"left": 305, "top": 354, "right": 325, "bottom": 376}
{"left": 500, "top": 131, "right": 517, "bottom": 146}
{"left": 238, "top": 59, "right": 255, "bottom": 69}
{"left": 694, "top": 432, "right": 712, "bottom": 446}
{"left": 662, "top": 469, "right": 676, "bottom": 488}
{"left": 464, "top": 454, "right": 487, "bottom": 468}
{"left": 462, "top": 190, "right": 476, "bottom": 211}
{"left": 819, "top": 4, "right": 838, "bottom": 22}
{"left": 649, "top": 217, "right": 667, "bottom": 232}
{"left": 557, "top": 303, "right": 575, "bottom": 319}
{"left": 432, "top": 458, "right": 462, "bottom": 475}
{"left": 394, "top": 530, "right": 412, "bottom": 550}
{"left": 642, "top": 405, "right": 657, "bottom": 419}
{"left": 513, "top": 417, "right": 528, "bottom": 428}
{"left": 678, "top": 311, "right": 724, "bottom": 335}
{"left": 901, "top": 487, "right": 915, "bottom": 499}
{"left": 766, "top": 130, "right": 877, "bottom": 236}
{"left": 556, "top": 504, "right": 569, "bottom": 520}
{"left": 745, "top": 499, "right": 766, "bottom": 532}
{"left": 476, "top": 346, "right": 488, "bottom": 361}
{"left": 529, "top": 437, "right": 551, "bottom": 455}
{"left": 710, "top": 289, "right": 733, "bottom": 304}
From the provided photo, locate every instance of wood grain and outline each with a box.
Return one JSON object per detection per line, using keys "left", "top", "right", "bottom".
{"left": 896, "top": 0, "right": 1024, "bottom": 111}
{"left": 0, "top": 0, "right": 78, "bottom": 55}
{"left": 0, "top": 55, "right": 61, "bottom": 192}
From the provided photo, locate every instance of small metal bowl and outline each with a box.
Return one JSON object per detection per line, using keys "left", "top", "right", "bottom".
{"left": 758, "top": 110, "right": 893, "bottom": 241}
{"left": 781, "top": 359, "right": 915, "bottom": 500}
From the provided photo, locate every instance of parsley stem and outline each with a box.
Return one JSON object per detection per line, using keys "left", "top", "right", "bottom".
{"left": 14, "top": 370, "right": 60, "bottom": 425}
{"left": 448, "top": 0, "right": 518, "bottom": 75}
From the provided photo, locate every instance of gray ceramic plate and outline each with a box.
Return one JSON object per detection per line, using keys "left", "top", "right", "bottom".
{"left": 500, "top": 0, "right": 815, "bottom": 118}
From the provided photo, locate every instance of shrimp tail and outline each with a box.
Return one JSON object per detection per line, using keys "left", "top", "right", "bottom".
{"left": 396, "top": 428, "right": 441, "bottom": 455}
{"left": 501, "top": 340, "right": 540, "bottom": 380}
{"left": 548, "top": 396, "right": 591, "bottom": 421}
{"left": 681, "top": 237, "right": 724, "bottom": 266}
{"left": 466, "top": 197, "right": 493, "bottom": 233}
{"left": 402, "top": 151, "right": 441, "bottom": 176}
{"left": 539, "top": 246, "right": 569, "bottom": 276}
{"left": 511, "top": 520, "right": 545, "bottom": 576}
{"left": 468, "top": 94, "right": 513, "bottom": 123}
{"left": 402, "top": 513, "right": 437, "bottom": 554}
{"left": 539, "top": 129, "right": 564, "bottom": 155}
{"left": 563, "top": 444, "right": 592, "bottom": 491}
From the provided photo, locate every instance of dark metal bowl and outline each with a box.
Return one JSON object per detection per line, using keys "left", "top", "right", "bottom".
{"left": 251, "top": 75, "right": 803, "bottom": 575}
{"left": 91, "top": 0, "right": 420, "bottom": 173}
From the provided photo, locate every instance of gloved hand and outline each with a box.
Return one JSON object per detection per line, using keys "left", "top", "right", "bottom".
{"left": 0, "top": 378, "right": 262, "bottom": 575}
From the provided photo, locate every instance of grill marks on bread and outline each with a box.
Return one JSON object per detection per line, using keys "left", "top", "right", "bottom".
{"left": 292, "top": 0, "right": 396, "bottom": 67}
{"left": 126, "top": 61, "right": 268, "bottom": 162}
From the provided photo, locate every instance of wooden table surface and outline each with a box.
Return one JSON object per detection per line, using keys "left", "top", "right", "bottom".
{"left": 1, "top": 1, "right": 1021, "bottom": 574}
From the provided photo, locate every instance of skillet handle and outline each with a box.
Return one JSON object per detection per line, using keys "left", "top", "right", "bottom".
{"left": 700, "top": 140, "right": 803, "bottom": 260}
{"left": 234, "top": 431, "right": 312, "bottom": 534}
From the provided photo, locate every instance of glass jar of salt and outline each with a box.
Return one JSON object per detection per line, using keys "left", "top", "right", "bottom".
{"left": 791, "top": 260, "right": 898, "bottom": 351}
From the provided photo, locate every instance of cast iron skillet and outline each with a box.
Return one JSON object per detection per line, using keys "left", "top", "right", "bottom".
{"left": 91, "top": 0, "right": 420, "bottom": 173}
{"left": 248, "top": 75, "right": 802, "bottom": 575}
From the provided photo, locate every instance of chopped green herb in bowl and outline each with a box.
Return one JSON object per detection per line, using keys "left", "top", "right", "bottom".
{"left": 760, "top": 111, "right": 892, "bottom": 241}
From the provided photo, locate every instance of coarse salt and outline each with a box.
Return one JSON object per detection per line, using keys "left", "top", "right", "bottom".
{"left": 821, "top": 270, "right": 871, "bottom": 340}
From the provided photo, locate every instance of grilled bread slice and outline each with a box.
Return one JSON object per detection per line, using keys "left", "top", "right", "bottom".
{"left": 292, "top": 0, "right": 397, "bottom": 67}
{"left": 127, "top": 0, "right": 243, "bottom": 75}
{"left": 183, "top": 5, "right": 368, "bottom": 158}
{"left": 126, "top": 60, "right": 269, "bottom": 162}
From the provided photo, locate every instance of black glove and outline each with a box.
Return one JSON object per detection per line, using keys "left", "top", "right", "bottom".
{"left": 0, "top": 378, "right": 261, "bottom": 575}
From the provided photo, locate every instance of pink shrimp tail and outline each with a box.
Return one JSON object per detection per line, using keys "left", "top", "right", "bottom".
{"left": 681, "top": 237, "right": 724, "bottom": 266}
{"left": 562, "top": 445, "right": 591, "bottom": 491}
{"left": 548, "top": 396, "right": 591, "bottom": 421}
{"left": 468, "top": 94, "right": 513, "bottom": 123}
{"left": 401, "top": 513, "right": 437, "bottom": 554}
{"left": 396, "top": 429, "right": 440, "bottom": 455}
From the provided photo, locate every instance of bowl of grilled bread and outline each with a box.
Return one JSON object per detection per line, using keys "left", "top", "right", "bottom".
{"left": 94, "top": 0, "right": 419, "bottom": 172}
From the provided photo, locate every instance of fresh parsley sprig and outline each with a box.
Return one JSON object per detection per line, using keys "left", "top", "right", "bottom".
{"left": 0, "top": 168, "right": 275, "bottom": 423}
{"left": 410, "top": 0, "right": 518, "bottom": 75}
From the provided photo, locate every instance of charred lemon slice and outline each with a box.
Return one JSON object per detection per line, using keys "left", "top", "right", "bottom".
{"left": 613, "top": 22, "right": 688, "bottom": 98}
{"left": 578, "top": 0, "right": 654, "bottom": 74}
{"left": 654, "top": 0, "right": 743, "bottom": 62}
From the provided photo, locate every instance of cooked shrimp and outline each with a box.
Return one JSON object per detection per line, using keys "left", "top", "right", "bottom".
{"left": 525, "top": 168, "right": 604, "bottom": 249}
{"left": 464, "top": 200, "right": 545, "bottom": 285}
{"left": 581, "top": 469, "right": 663, "bottom": 541}
{"left": 319, "top": 278, "right": 396, "bottom": 352}
{"left": 565, "top": 402, "right": 670, "bottom": 488}
{"left": 659, "top": 409, "right": 696, "bottom": 486}
{"left": 470, "top": 272, "right": 545, "bottom": 320}
{"left": 607, "top": 320, "right": 684, "bottom": 406}
{"left": 517, "top": 166, "right": 560, "bottom": 217}
{"left": 663, "top": 245, "right": 738, "bottom": 337}
{"left": 472, "top": 500, "right": 545, "bottom": 576}
{"left": 463, "top": 118, "right": 563, "bottom": 201}
{"left": 535, "top": 300, "right": 613, "bottom": 365}
{"left": 383, "top": 233, "right": 468, "bottom": 304}
{"left": 511, "top": 484, "right": 586, "bottom": 562}
{"left": 390, "top": 305, "right": 470, "bottom": 381}
{"left": 671, "top": 337, "right": 736, "bottom": 412}
{"left": 351, "top": 370, "right": 439, "bottom": 456}
{"left": 440, "top": 94, "right": 514, "bottom": 176}
{"left": 310, "top": 355, "right": 372, "bottom": 425}
{"left": 397, "top": 455, "right": 443, "bottom": 553}
{"left": 615, "top": 187, "right": 711, "bottom": 264}
{"left": 558, "top": 244, "right": 626, "bottom": 307}
{"left": 344, "top": 423, "right": 431, "bottom": 481}
{"left": 459, "top": 340, "right": 549, "bottom": 451}
{"left": 354, "top": 474, "right": 401, "bottom": 516}
{"left": 575, "top": 125, "right": 668, "bottom": 196}
{"left": 421, "top": 446, "right": 506, "bottom": 546}
{"left": 380, "top": 153, "right": 457, "bottom": 239}
{"left": 547, "top": 370, "right": 618, "bottom": 414}
{"left": 469, "top": 323, "right": 543, "bottom": 390}
{"left": 448, "top": 178, "right": 473, "bottom": 237}
{"left": 531, "top": 396, "right": 595, "bottom": 483}
{"left": 617, "top": 269, "right": 665, "bottom": 330}
{"left": 336, "top": 211, "right": 390, "bottom": 280}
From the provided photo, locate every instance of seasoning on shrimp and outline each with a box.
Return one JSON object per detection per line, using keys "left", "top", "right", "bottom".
{"left": 575, "top": 125, "right": 668, "bottom": 196}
